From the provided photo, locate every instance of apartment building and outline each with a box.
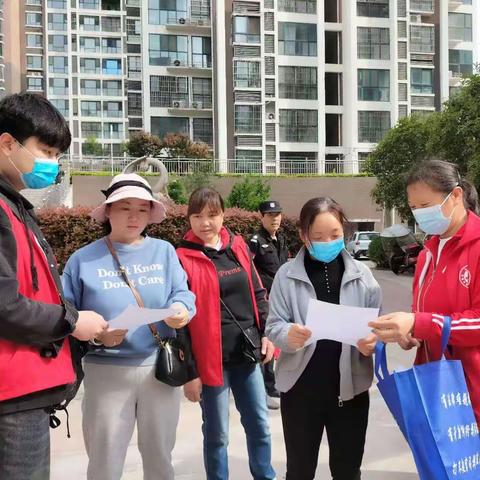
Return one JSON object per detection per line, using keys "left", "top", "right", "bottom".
{"left": 2, "top": 0, "right": 479, "bottom": 170}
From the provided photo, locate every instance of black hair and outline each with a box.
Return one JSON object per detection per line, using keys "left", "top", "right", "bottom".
{"left": 187, "top": 187, "right": 225, "bottom": 217}
{"left": 406, "top": 159, "right": 479, "bottom": 214}
{"left": 299, "top": 197, "right": 348, "bottom": 238}
{"left": 0, "top": 93, "right": 71, "bottom": 152}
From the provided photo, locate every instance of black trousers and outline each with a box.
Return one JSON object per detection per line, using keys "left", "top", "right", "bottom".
{"left": 262, "top": 359, "right": 278, "bottom": 397}
{"left": 281, "top": 384, "right": 369, "bottom": 480}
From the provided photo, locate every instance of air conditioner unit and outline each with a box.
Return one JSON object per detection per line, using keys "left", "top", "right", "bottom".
{"left": 173, "top": 101, "right": 181, "bottom": 108}
{"left": 268, "top": 113, "right": 275, "bottom": 120}
{"left": 410, "top": 14, "right": 422, "bottom": 23}
{"left": 173, "top": 59, "right": 181, "bottom": 67}
{"left": 192, "top": 101, "right": 202, "bottom": 109}
{"left": 178, "top": 18, "right": 186, "bottom": 24}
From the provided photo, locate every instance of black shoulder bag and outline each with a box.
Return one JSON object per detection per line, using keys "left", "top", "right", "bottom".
{"left": 219, "top": 298, "right": 265, "bottom": 364}
{"left": 105, "top": 237, "right": 196, "bottom": 387}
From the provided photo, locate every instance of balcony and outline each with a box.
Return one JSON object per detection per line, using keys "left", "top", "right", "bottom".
{"left": 164, "top": 15, "right": 212, "bottom": 31}
{"left": 164, "top": 57, "right": 212, "bottom": 74}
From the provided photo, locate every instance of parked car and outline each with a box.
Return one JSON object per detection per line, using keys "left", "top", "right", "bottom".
{"left": 346, "top": 231, "right": 380, "bottom": 259}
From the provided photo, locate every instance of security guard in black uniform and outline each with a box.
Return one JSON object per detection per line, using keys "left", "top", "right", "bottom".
{"left": 249, "top": 200, "right": 289, "bottom": 409}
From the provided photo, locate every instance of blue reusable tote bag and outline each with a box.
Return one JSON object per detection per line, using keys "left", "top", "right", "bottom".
{"left": 375, "top": 316, "right": 480, "bottom": 479}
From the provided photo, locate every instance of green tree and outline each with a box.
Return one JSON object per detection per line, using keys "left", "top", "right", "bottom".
{"left": 226, "top": 177, "right": 271, "bottom": 212}
{"left": 82, "top": 136, "right": 104, "bottom": 156}
{"left": 364, "top": 73, "right": 480, "bottom": 219}
{"left": 168, "top": 179, "right": 188, "bottom": 204}
{"left": 124, "top": 131, "right": 163, "bottom": 158}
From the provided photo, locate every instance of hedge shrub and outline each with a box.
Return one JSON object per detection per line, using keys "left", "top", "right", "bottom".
{"left": 38, "top": 205, "right": 303, "bottom": 271}
{"left": 368, "top": 235, "right": 389, "bottom": 269}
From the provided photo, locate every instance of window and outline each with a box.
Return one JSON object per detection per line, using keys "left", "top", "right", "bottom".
{"left": 128, "top": 56, "right": 142, "bottom": 75}
{"left": 193, "top": 118, "right": 213, "bottom": 145}
{"left": 233, "top": 17, "right": 260, "bottom": 44}
{"left": 49, "top": 78, "right": 69, "bottom": 95}
{"left": 49, "top": 35, "right": 68, "bottom": 52}
{"left": 104, "top": 123, "right": 124, "bottom": 139}
{"left": 50, "top": 99, "right": 69, "bottom": 118}
{"left": 81, "top": 79, "right": 101, "bottom": 95}
{"left": 325, "top": 31, "right": 342, "bottom": 63}
{"left": 410, "top": 0, "right": 434, "bottom": 11}
{"left": 48, "top": 13, "right": 67, "bottom": 31}
{"left": 27, "top": 34, "right": 43, "bottom": 48}
{"left": 26, "top": 0, "right": 42, "bottom": 4}
{"left": 149, "top": 34, "right": 188, "bottom": 66}
{"left": 449, "top": 13, "right": 472, "bottom": 42}
{"left": 148, "top": 0, "right": 188, "bottom": 25}
{"left": 235, "top": 105, "right": 262, "bottom": 134}
{"left": 128, "top": 93, "right": 143, "bottom": 116}
{"left": 103, "top": 17, "right": 122, "bottom": 32}
{"left": 410, "top": 25, "right": 435, "bottom": 53}
{"left": 81, "top": 101, "right": 101, "bottom": 117}
{"left": 449, "top": 50, "right": 473, "bottom": 76}
{"left": 26, "top": 13, "right": 42, "bottom": 27}
{"left": 411, "top": 68, "right": 434, "bottom": 94}
{"left": 358, "top": 69, "right": 390, "bottom": 101}
{"left": 279, "top": 66, "right": 317, "bottom": 99}
{"left": 80, "top": 37, "right": 100, "bottom": 53}
{"left": 103, "top": 80, "right": 123, "bottom": 96}
{"left": 357, "top": 0, "right": 389, "bottom": 18}
{"left": 279, "top": 23, "right": 317, "bottom": 56}
{"left": 192, "top": 36, "right": 212, "bottom": 68}
{"left": 49, "top": 56, "right": 68, "bottom": 73}
{"left": 279, "top": 110, "right": 318, "bottom": 142}
{"left": 79, "top": 0, "right": 100, "bottom": 8}
{"left": 27, "top": 77, "right": 43, "bottom": 92}
{"left": 192, "top": 78, "right": 212, "bottom": 108}
{"left": 104, "top": 102, "right": 123, "bottom": 118}
{"left": 48, "top": 0, "right": 67, "bottom": 7}
{"left": 357, "top": 27, "right": 389, "bottom": 59}
{"left": 103, "top": 59, "right": 122, "bottom": 75}
{"left": 358, "top": 111, "right": 390, "bottom": 143}
{"left": 151, "top": 117, "right": 189, "bottom": 139}
{"left": 234, "top": 61, "right": 261, "bottom": 88}
{"left": 102, "top": 38, "right": 122, "bottom": 54}
{"left": 27, "top": 56, "right": 43, "bottom": 70}
{"left": 80, "top": 58, "right": 100, "bottom": 74}
{"left": 278, "top": 0, "right": 316, "bottom": 14}
{"left": 81, "top": 122, "right": 102, "bottom": 138}
{"left": 80, "top": 16, "right": 100, "bottom": 31}
{"left": 150, "top": 75, "right": 188, "bottom": 107}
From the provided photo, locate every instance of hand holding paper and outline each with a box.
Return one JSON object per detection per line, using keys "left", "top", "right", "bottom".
{"left": 305, "top": 298, "right": 379, "bottom": 347}
{"left": 108, "top": 304, "right": 178, "bottom": 331}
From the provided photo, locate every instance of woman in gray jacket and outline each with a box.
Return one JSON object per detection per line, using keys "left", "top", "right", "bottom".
{"left": 266, "top": 197, "right": 382, "bottom": 480}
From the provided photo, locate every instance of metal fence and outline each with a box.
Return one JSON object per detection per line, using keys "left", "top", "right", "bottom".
{"left": 64, "top": 156, "right": 369, "bottom": 176}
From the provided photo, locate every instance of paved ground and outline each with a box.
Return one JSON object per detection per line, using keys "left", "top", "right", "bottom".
{"left": 51, "top": 264, "right": 420, "bottom": 479}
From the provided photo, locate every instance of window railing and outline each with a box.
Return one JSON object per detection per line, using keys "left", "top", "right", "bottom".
{"left": 278, "top": 0, "right": 316, "bottom": 14}
{"left": 358, "top": 87, "right": 390, "bottom": 102}
{"left": 233, "top": 33, "right": 261, "bottom": 44}
{"left": 279, "top": 84, "right": 317, "bottom": 100}
{"left": 410, "top": 0, "right": 434, "bottom": 12}
{"left": 357, "top": 2, "right": 389, "bottom": 18}
{"left": 234, "top": 76, "right": 261, "bottom": 88}
{"left": 278, "top": 40, "right": 317, "bottom": 56}
{"left": 80, "top": 24, "right": 101, "bottom": 32}
{"left": 280, "top": 126, "right": 317, "bottom": 142}
{"left": 449, "top": 27, "right": 472, "bottom": 42}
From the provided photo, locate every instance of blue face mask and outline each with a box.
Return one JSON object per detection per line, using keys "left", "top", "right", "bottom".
{"left": 308, "top": 238, "right": 345, "bottom": 263}
{"left": 11, "top": 142, "right": 59, "bottom": 189}
{"left": 412, "top": 191, "right": 456, "bottom": 235}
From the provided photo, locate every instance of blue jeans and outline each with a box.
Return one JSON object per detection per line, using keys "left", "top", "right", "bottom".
{"left": 0, "top": 408, "right": 50, "bottom": 480}
{"left": 201, "top": 364, "right": 276, "bottom": 480}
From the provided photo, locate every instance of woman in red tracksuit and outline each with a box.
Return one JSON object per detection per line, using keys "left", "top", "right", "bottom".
{"left": 370, "top": 159, "right": 480, "bottom": 422}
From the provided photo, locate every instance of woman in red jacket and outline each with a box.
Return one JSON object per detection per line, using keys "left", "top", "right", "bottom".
{"left": 370, "top": 159, "right": 480, "bottom": 422}
{"left": 177, "top": 187, "right": 276, "bottom": 480}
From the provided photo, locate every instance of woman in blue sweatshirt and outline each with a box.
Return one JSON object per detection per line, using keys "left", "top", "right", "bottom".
{"left": 62, "top": 173, "right": 196, "bottom": 480}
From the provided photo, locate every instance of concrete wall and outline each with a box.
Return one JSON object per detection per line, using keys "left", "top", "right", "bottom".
{"left": 72, "top": 175, "right": 385, "bottom": 231}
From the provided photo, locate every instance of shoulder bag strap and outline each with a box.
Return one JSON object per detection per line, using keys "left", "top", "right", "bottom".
{"left": 104, "top": 237, "right": 160, "bottom": 341}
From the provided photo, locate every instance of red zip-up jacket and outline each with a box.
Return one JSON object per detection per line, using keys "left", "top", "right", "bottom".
{"left": 0, "top": 179, "right": 80, "bottom": 415}
{"left": 177, "top": 227, "right": 268, "bottom": 386}
{"left": 412, "top": 211, "right": 480, "bottom": 422}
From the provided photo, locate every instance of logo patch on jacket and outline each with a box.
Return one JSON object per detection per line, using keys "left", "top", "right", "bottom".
{"left": 459, "top": 265, "right": 471, "bottom": 288}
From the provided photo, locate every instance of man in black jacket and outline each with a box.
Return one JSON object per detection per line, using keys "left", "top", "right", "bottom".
{"left": 0, "top": 93, "right": 107, "bottom": 480}
{"left": 249, "top": 200, "right": 289, "bottom": 409}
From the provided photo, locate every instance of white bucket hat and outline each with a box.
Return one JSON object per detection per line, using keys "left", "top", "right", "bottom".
{"left": 90, "top": 173, "right": 167, "bottom": 224}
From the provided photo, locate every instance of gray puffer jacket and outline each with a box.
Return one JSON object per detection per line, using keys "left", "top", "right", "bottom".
{"left": 266, "top": 247, "right": 382, "bottom": 402}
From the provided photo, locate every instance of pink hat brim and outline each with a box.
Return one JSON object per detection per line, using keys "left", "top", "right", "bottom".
{"left": 90, "top": 186, "right": 167, "bottom": 224}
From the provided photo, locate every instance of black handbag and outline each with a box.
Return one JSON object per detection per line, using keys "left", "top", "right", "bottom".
{"left": 220, "top": 298, "right": 265, "bottom": 364}
{"left": 105, "top": 237, "right": 196, "bottom": 387}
